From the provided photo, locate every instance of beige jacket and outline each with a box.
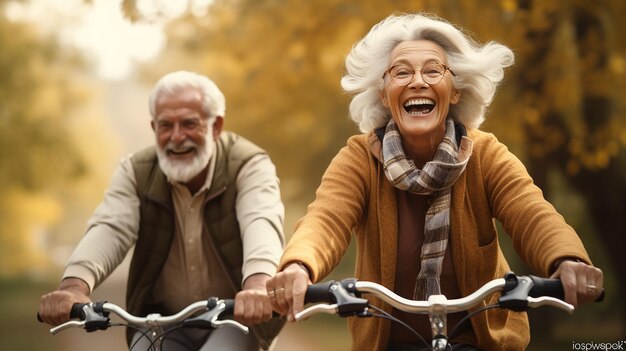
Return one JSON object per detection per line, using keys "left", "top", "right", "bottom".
{"left": 280, "top": 129, "right": 590, "bottom": 351}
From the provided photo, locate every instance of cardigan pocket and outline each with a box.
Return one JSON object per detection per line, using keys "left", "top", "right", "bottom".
{"left": 476, "top": 219, "right": 498, "bottom": 247}
{"left": 477, "top": 235, "right": 499, "bottom": 284}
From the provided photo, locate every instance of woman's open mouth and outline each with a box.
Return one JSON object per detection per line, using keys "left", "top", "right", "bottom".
{"left": 403, "top": 98, "right": 435, "bottom": 116}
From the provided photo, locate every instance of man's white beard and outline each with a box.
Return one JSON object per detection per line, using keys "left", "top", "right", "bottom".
{"left": 156, "top": 138, "right": 214, "bottom": 183}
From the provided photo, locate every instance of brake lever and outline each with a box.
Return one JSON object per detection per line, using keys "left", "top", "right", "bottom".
{"left": 50, "top": 320, "right": 86, "bottom": 335}
{"left": 527, "top": 296, "right": 574, "bottom": 314}
{"left": 211, "top": 318, "right": 249, "bottom": 333}
{"left": 295, "top": 304, "right": 339, "bottom": 321}
{"left": 183, "top": 300, "right": 248, "bottom": 334}
{"left": 211, "top": 300, "right": 248, "bottom": 333}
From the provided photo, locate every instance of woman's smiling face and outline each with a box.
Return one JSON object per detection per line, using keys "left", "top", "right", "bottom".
{"left": 380, "top": 40, "right": 460, "bottom": 142}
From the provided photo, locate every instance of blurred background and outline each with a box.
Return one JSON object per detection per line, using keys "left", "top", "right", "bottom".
{"left": 0, "top": 0, "right": 624, "bottom": 350}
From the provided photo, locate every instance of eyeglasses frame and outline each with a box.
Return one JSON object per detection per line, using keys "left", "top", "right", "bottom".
{"left": 382, "top": 62, "right": 456, "bottom": 86}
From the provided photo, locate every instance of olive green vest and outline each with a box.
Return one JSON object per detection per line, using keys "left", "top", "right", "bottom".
{"left": 127, "top": 132, "right": 283, "bottom": 349}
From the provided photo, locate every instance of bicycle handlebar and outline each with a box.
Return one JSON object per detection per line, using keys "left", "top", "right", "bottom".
{"left": 45, "top": 297, "right": 247, "bottom": 335}
{"left": 297, "top": 272, "right": 604, "bottom": 321}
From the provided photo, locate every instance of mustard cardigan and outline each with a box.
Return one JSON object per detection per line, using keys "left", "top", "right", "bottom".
{"left": 280, "top": 129, "right": 591, "bottom": 351}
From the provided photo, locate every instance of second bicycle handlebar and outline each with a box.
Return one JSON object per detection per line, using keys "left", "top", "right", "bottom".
{"left": 47, "top": 297, "right": 246, "bottom": 335}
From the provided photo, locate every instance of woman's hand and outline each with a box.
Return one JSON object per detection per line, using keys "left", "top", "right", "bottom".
{"left": 266, "top": 262, "right": 311, "bottom": 321}
{"left": 38, "top": 278, "right": 91, "bottom": 326}
{"left": 550, "top": 260, "right": 604, "bottom": 307}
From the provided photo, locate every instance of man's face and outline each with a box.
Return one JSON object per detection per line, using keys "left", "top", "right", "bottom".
{"left": 152, "top": 87, "right": 218, "bottom": 182}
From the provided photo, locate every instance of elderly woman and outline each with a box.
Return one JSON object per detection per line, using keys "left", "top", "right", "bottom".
{"left": 266, "top": 13, "right": 603, "bottom": 351}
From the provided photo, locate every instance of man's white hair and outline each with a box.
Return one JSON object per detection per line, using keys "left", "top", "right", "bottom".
{"left": 341, "top": 12, "right": 515, "bottom": 132}
{"left": 148, "top": 70, "right": 225, "bottom": 120}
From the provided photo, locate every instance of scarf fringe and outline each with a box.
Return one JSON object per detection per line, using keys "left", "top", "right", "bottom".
{"left": 413, "top": 275, "right": 442, "bottom": 300}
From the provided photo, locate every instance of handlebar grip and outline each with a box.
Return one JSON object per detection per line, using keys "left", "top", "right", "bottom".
{"left": 305, "top": 281, "right": 336, "bottom": 304}
{"left": 529, "top": 276, "right": 605, "bottom": 302}
{"left": 206, "top": 297, "right": 235, "bottom": 315}
{"left": 70, "top": 303, "right": 88, "bottom": 319}
{"left": 222, "top": 299, "right": 235, "bottom": 315}
{"left": 528, "top": 276, "right": 564, "bottom": 300}
{"left": 36, "top": 303, "right": 89, "bottom": 323}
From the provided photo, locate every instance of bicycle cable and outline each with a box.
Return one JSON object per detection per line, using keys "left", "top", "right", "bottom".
{"left": 125, "top": 324, "right": 158, "bottom": 351}
{"left": 144, "top": 323, "right": 193, "bottom": 351}
{"left": 367, "top": 304, "right": 432, "bottom": 349}
{"left": 448, "top": 303, "right": 499, "bottom": 340}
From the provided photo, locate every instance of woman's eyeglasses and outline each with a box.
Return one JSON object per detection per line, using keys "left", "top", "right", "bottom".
{"left": 383, "top": 62, "right": 455, "bottom": 86}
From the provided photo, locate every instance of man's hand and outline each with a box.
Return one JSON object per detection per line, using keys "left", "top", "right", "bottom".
{"left": 550, "top": 260, "right": 604, "bottom": 308}
{"left": 234, "top": 273, "right": 274, "bottom": 325}
{"left": 38, "top": 278, "right": 91, "bottom": 326}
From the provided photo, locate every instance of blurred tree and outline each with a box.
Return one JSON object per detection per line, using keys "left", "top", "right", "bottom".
{"left": 508, "top": 0, "right": 626, "bottom": 321}
{"left": 0, "top": 3, "right": 86, "bottom": 275}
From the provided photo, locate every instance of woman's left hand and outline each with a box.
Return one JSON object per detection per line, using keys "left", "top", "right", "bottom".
{"left": 550, "top": 260, "right": 603, "bottom": 307}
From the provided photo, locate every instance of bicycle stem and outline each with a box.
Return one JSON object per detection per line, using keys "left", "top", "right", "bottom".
{"left": 428, "top": 295, "right": 449, "bottom": 351}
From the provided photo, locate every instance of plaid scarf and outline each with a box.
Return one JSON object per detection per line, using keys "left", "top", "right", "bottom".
{"left": 382, "top": 118, "right": 472, "bottom": 299}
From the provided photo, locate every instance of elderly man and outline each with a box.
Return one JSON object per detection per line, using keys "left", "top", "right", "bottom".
{"left": 39, "top": 71, "right": 285, "bottom": 350}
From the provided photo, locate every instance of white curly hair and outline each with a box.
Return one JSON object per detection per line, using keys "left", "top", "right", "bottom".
{"left": 341, "top": 12, "right": 515, "bottom": 133}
